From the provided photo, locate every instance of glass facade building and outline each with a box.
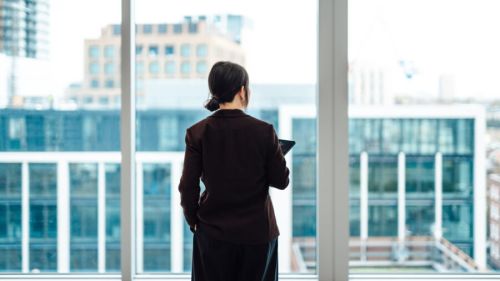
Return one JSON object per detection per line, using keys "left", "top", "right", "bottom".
{"left": 0, "top": 106, "right": 484, "bottom": 272}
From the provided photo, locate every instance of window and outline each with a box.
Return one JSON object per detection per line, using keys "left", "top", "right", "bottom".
{"left": 136, "top": 45, "right": 143, "bottom": 55}
{"left": 142, "top": 164, "right": 171, "bottom": 271}
{"left": 180, "top": 61, "right": 191, "bottom": 74}
{"left": 165, "top": 61, "right": 175, "bottom": 74}
{"left": 104, "top": 63, "right": 114, "bottom": 75}
{"left": 89, "top": 46, "right": 99, "bottom": 58}
{"left": 136, "top": 61, "right": 144, "bottom": 75}
{"left": 0, "top": 0, "right": 123, "bottom": 274}
{"left": 112, "top": 24, "right": 121, "bottom": 35}
{"left": 196, "top": 61, "right": 207, "bottom": 74}
{"left": 104, "top": 45, "right": 115, "bottom": 58}
{"left": 148, "top": 45, "right": 159, "bottom": 57}
{"left": 90, "top": 79, "right": 99, "bottom": 88}
{"left": 196, "top": 44, "right": 207, "bottom": 57}
{"left": 105, "top": 164, "right": 121, "bottom": 272}
{"left": 149, "top": 61, "right": 159, "bottom": 74}
{"left": 30, "top": 163, "right": 58, "bottom": 272}
{"left": 158, "top": 24, "right": 167, "bottom": 33}
{"left": 173, "top": 23, "right": 182, "bottom": 34}
{"left": 99, "top": 97, "right": 109, "bottom": 105}
{"left": 105, "top": 79, "right": 114, "bottom": 88}
{"left": 6, "top": 0, "right": 500, "bottom": 278}
{"left": 180, "top": 44, "right": 190, "bottom": 57}
{"left": 70, "top": 164, "right": 98, "bottom": 272}
{"left": 165, "top": 45, "right": 174, "bottom": 56}
{"left": 188, "top": 23, "right": 197, "bottom": 33}
{"left": 0, "top": 164, "right": 22, "bottom": 271}
{"left": 143, "top": 24, "right": 153, "bottom": 34}
{"left": 83, "top": 96, "right": 93, "bottom": 104}
{"left": 368, "top": 156, "right": 398, "bottom": 194}
{"left": 135, "top": 1, "right": 318, "bottom": 276}
{"left": 89, "top": 63, "right": 99, "bottom": 74}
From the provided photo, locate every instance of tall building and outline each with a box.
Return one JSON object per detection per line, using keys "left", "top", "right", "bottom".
{"left": 65, "top": 16, "right": 246, "bottom": 108}
{"left": 0, "top": 0, "right": 50, "bottom": 108}
{"left": 0, "top": 81, "right": 489, "bottom": 273}
{"left": 0, "top": 0, "right": 50, "bottom": 58}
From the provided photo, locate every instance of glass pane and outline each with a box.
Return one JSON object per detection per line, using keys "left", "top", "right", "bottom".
{"left": 135, "top": 0, "right": 318, "bottom": 274}
{"left": 70, "top": 164, "right": 98, "bottom": 272}
{"left": 29, "top": 164, "right": 58, "bottom": 272}
{"left": 0, "top": 164, "right": 22, "bottom": 271}
{"left": 0, "top": 0, "right": 121, "bottom": 273}
{"left": 349, "top": 0, "right": 498, "bottom": 273}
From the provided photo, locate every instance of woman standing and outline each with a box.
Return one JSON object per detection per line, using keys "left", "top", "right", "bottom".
{"left": 178, "top": 61, "right": 290, "bottom": 281}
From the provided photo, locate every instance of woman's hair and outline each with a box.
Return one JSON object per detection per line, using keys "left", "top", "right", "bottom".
{"left": 204, "top": 61, "right": 250, "bottom": 112}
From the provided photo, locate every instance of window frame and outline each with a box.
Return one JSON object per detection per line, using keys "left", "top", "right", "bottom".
{"left": 1, "top": 0, "right": 499, "bottom": 280}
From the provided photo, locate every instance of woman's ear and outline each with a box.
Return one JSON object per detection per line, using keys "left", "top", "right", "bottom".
{"left": 239, "top": 86, "right": 246, "bottom": 102}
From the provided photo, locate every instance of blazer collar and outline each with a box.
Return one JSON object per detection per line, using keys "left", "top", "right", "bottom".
{"left": 211, "top": 109, "right": 248, "bottom": 118}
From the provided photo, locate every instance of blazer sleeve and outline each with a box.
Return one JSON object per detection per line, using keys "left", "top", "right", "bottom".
{"left": 178, "top": 128, "right": 202, "bottom": 231}
{"left": 266, "top": 125, "right": 290, "bottom": 190}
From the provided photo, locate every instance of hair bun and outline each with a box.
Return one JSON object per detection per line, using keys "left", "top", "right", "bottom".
{"left": 204, "top": 97, "right": 220, "bottom": 112}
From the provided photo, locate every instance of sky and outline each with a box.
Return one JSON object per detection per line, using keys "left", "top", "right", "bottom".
{"left": 46, "top": 0, "right": 500, "bottom": 99}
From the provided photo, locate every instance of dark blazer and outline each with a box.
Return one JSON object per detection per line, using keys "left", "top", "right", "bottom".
{"left": 178, "top": 108, "right": 290, "bottom": 244}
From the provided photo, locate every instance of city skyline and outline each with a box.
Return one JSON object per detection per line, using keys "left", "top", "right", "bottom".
{"left": 3, "top": 0, "right": 499, "bottom": 103}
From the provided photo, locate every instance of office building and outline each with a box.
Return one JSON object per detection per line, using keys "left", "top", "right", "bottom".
{"left": 0, "top": 81, "right": 488, "bottom": 272}
{"left": 65, "top": 16, "right": 246, "bottom": 108}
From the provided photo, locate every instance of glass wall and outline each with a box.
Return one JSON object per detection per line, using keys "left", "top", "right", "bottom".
{"left": 134, "top": 0, "right": 318, "bottom": 274}
{"left": 0, "top": 0, "right": 122, "bottom": 273}
{"left": 349, "top": 0, "right": 497, "bottom": 273}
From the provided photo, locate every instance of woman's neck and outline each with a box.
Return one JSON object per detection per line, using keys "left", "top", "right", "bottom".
{"left": 219, "top": 101, "right": 244, "bottom": 110}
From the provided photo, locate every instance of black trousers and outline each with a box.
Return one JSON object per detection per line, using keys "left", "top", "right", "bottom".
{"left": 192, "top": 228, "right": 278, "bottom": 281}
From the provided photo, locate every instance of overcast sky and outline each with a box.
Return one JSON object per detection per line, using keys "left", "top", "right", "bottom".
{"left": 48, "top": 0, "right": 500, "bottom": 99}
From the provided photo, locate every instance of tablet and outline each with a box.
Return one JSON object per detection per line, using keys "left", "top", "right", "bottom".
{"left": 279, "top": 139, "right": 296, "bottom": 155}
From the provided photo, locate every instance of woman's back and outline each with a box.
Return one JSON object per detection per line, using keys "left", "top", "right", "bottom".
{"left": 179, "top": 108, "right": 289, "bottom": 244}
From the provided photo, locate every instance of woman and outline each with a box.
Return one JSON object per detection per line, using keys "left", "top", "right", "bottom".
{"left": 178, "top": 61, "right": 290, "bottom": 281}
